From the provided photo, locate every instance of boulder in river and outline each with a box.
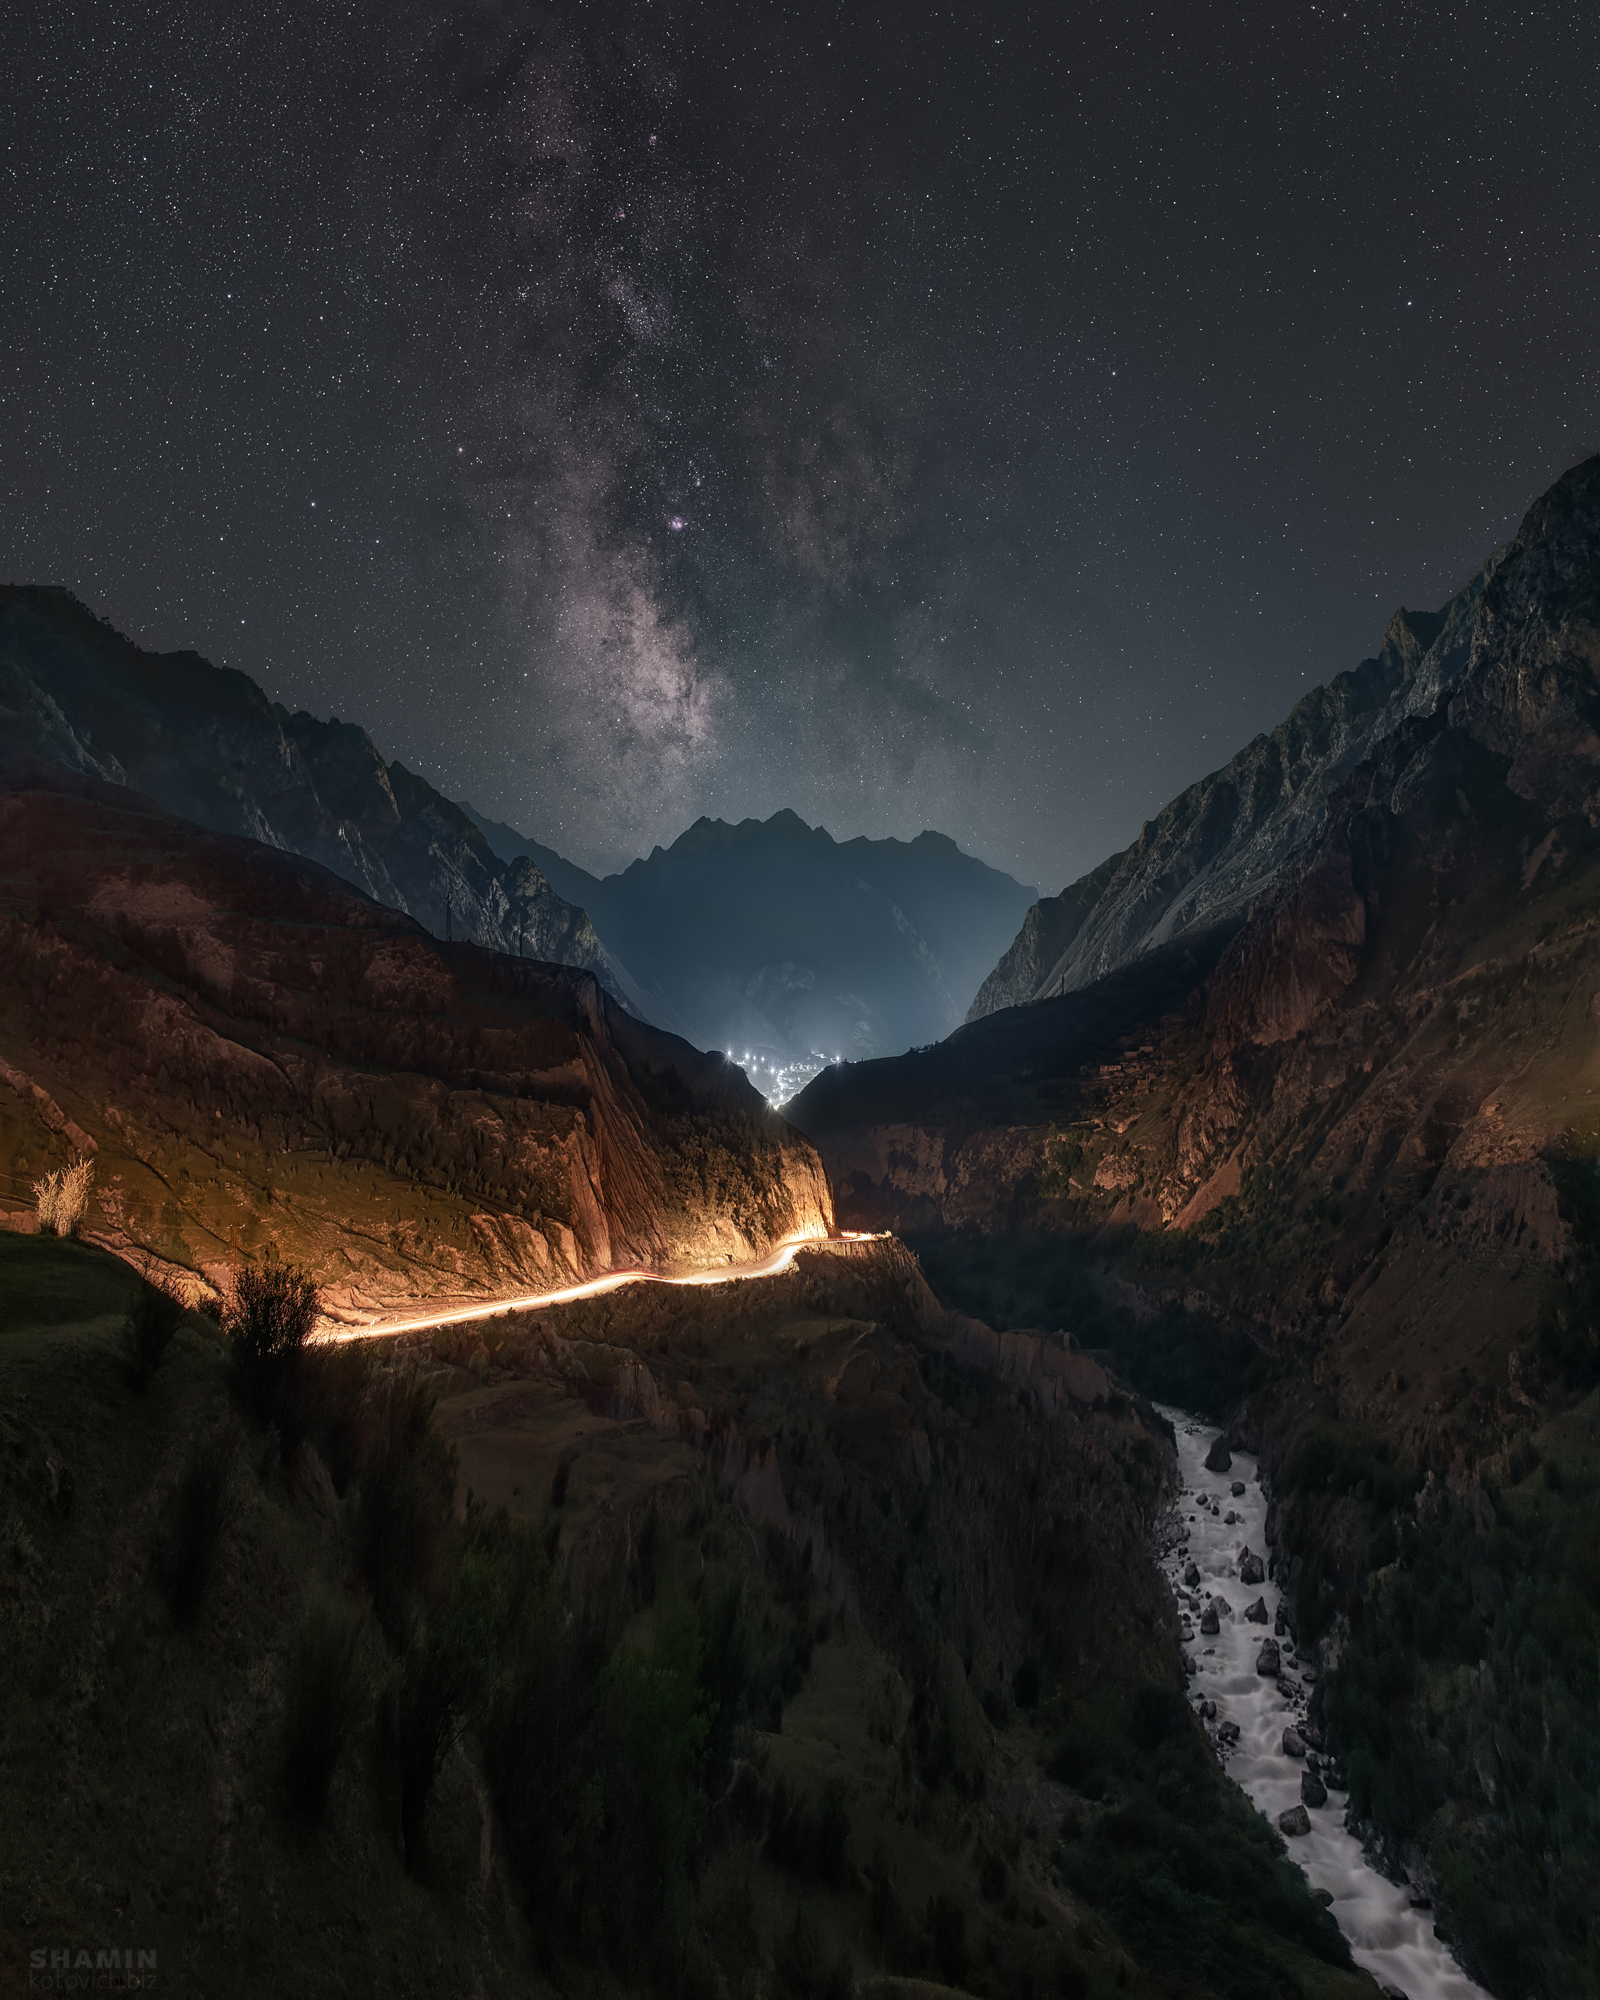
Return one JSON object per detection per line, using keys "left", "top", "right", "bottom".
{"left": 1301, "top": 1770, "right": 1327, "bottom": 1808}
{"left": 1244, "top": 1596, "right": 1269, "bottom": 1623}
{"left": 1183, "top": 1562, "right": 1201, "bottom": 1587}
{"left": 1230, "top": 1481, "right": 1246, "bottom": 1497}
{"left": 1204, "top": 1437, "right": 1232, "bottom": 1473}
{"left": 1255, "top": 1639, "right": 1281, "bottom": 1676}
{"left": 1282, "top": 1727, "right": 1305, "bottom": 1758}
{"left": 1239, "top": 1551, "right": 1266, "bottom": 1585}
{"left": 1199, "top": 1603, "right": 1220, "bottom": 1635}
{"left": 1217, "top": 1719, "right": 1240, "bottom": 1745}
{"left": 1199, "top": 1699, "right": 1216, "bottom": 1720}
{"left": 1314, "top": 1887, "right": 1334, "bottom": 1907}
{"left": 1277, "top": 1803, "right": 1311, "bottom": 1836}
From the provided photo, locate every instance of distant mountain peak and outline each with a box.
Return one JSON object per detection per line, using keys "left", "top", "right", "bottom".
{"left": 464, "top": 798, "right": 1037, "bottom": 1079}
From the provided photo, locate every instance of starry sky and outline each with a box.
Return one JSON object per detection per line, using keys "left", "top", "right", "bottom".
{"left": 3, "top": 1, "right": 1597, "bottom": 887}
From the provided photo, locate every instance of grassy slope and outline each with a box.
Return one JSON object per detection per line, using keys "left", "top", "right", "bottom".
{"left": 0, "top": 1234, "right": 533, "bottom": 2000}
{"left": 0, "top": 1234, "right": 1369, "bottom": 2000}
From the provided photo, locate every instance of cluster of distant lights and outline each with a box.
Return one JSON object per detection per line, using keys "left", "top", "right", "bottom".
{"left": 729, "top": 1049, "right": 843, "bottom": 1107}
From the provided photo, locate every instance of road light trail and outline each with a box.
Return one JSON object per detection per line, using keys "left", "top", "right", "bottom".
{"left": 316, "top": 1230, "right": 884, "bottom": 1344}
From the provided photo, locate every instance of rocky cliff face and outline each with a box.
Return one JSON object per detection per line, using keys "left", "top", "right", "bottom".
{"left": 0, "top": 587, "right": 652, "bottom": 1017}
{"left": 0, "top": 762, "right": 831, "bottom": 1315}
{"left": 791, "top": 453, "right": 1600, "bottom": 1459}
{"left": 784, "top": 463, "right": 1600, "bottom": 1996}
{"left": 968, "top": 553, "right": 1503, "bottom": 1020}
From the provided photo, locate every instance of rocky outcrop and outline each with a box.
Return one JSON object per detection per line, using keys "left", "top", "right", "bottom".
{"left": 967, "top": 854, "right": 1118, "bottom": 1023}
{"left": 790, "top": 460, "right": 1600, "bottom": 1465}
{"left": 968, "top": 557, "right": 1503, "bottom": 1020}
{"left": 0, "top": 587, "right": 651, "bottom": 1016}
{"left": 0, "top": 763, "right": 831, "bottom": 1310}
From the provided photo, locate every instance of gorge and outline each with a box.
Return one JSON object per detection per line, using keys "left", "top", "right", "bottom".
{"left": 4, "top": 459, "right": 1599, "bottom": 2000}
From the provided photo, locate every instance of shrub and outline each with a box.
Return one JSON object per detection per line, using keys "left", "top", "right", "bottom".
{"left": 925, "top": 1891, "right": 969, "bottom": 1987}
{"left": 225, "top": 1262, "right": 320, "bottom": 1431}
{"left": 121, "top": 1279, "right": 184, "bottom": 1389}
{"left": 299, "top": 1341, "right": 372, "bottom": 1492}
{"left": 34, "top": 1156, "right": 94, "bottom": 1238}
{"left": 385, "top": 1549, "right": 496, "bottom": 1870}
{"left": 765, "top": 1777, "right": 853, "bottom": 1887}
{"left": 281, "top": 1593, "right": 365, "bottom": 1821}
{"left": 775, "top": 1908, "right": 853, "bottom": 2000}
{"left": 354, "top": 1370, "right": 455, "bottom": 1647}
{"left": 593, "top": 1589, "right": 711, "bottom": 1962}
{"left": 480, "top": 1558, "right": 716, "bottom": 1974}
{"left": 699, "top": 1573, "right": 755, "bottom": 1768}
{"left": 155, "top": 1426, "right": 237, "bottom": 1623}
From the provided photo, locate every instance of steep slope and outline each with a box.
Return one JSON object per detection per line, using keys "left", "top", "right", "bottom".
{"left": 0, "top": 761, "right": 830, "bottom": 1316}
{"left": 1, "top": 1223, "right": 1372, "bottom": 2000}
{"left": 792, "top": 455, "right": 1600, "bottom": 1416}
{"left": 787, "top": 455, "right": 1600, "bottom": 1999}
{"left": 0, "top": 586, "right": 652, "bottom": 1017}
{"left": 468, "top": 804, "right": 1037, "bottom": 1082}
{"left": 969, "top": 554, "right": 1502, "bottom": 1019}
{"left": 459, "top": 798, "right": 608, "bottom": 912}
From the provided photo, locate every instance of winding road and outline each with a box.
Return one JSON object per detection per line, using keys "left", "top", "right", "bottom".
{"left": 314, "top": 1228, "right": 881, "bottom": 1344}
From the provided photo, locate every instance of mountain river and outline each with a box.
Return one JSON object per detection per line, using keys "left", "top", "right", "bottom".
{"left": 1157, "top": 1406, "right": 1491, "bottom": 2000}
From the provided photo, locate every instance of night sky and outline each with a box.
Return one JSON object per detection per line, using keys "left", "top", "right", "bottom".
{"left": 4, "top": 2, "right": 1597, "bottom": 887}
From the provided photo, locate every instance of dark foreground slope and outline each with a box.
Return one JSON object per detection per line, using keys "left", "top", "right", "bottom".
{"left": 467, "top": 805, "right": 1038, "bottom": 1070}
{"left": 789, "top": 454, "right": 1600, "bottom": 1998}
{"left": 0, "top": 586, "right": 652, "bottom": 1015}
{"left": 0, "top": 762, "right": 828, "bottom": 1314}
{"left": 0, "top": 1229, "right": 1366, "bottom": 2000}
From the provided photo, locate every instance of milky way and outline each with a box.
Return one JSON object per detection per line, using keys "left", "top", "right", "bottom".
{"left": 3, "top": 1, "right": 1597, "bottom": 882}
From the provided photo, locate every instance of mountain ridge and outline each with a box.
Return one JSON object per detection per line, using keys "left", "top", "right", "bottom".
{"left": 0, "top": 586, "right": 654, "bottom": 1019}
{"left": 968, "top": 551, "right": 1507, "bottom": 1020}
{"left": 464, "top": 801, "right": 1039, "bottom": 1078}
{"left": 782, "top": 454, "right": 1600, "bottom": 1994}
{"left": 0, "top": 756, "right": 831, "bottom": 1308}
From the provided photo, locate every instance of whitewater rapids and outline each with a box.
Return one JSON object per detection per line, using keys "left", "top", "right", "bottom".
{"left": 1157, "top": 1407, "right": 1491, "bottom": 2000}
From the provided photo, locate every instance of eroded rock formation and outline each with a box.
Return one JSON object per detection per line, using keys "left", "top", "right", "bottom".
{"left": 0, "top": 762, "right": 830, "bottom": 1313}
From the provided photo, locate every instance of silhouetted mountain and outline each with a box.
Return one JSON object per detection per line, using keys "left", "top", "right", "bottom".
{"left": 465, "top": 803, "right": 1037, "bottom": 1087}
{"left": 968, "top": 552, "right": 1504, "bottom": 1018}
{"left": 0, "top": 587, "right": 653, "bottom": 1016}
